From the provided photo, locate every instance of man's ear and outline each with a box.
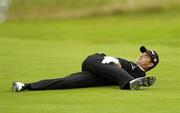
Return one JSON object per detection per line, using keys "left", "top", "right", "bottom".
{"left": 148, "top": 62, "right": 154, "bottom": 67}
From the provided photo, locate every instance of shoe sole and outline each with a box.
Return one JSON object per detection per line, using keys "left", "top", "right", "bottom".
{"left": 143, "top": 76, "right": 156, "bottom": 86}
{"left": 130, "top": 81, "right": 141, "bottom": 90}
{"left": 130, "top": 76, "right": 156, "bottom": 90}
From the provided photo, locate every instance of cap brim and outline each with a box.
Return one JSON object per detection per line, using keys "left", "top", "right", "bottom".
{"left": 140, "top": 46, "right": 148, "bottom": 53}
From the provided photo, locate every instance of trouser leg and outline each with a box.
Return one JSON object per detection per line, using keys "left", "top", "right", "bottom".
{"left": 26, "top": 71, "right": 110, "bottom": 90}
{"left": 82, "top": 62, "right": 134, "bottom": 89}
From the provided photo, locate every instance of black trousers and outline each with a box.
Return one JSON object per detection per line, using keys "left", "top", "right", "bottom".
{"left": 27, "top": 53, "right": 134, "bottom": 90}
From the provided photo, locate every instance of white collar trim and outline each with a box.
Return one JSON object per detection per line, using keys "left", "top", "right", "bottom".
{"left": 137, "top": 64, "right": 145, "bottom": 72}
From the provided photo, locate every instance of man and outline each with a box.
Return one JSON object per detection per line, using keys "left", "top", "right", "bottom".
{"left": 12, "top": 46, "right": 159, "bottom": 92}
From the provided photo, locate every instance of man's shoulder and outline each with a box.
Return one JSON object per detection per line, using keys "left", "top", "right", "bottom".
{"left": 119, "top": 60, "right": 146, "bottom": 78}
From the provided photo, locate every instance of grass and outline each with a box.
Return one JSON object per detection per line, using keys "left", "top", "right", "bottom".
{"left": 9, "top": 0, "right": 180, "bottom": 20}
{"left": 0, "top": 12, "right": 180, "bottom": 113}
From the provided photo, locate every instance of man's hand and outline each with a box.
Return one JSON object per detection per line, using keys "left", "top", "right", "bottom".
{"left": 102, "top": 56, "right": 121, "bottom": 68}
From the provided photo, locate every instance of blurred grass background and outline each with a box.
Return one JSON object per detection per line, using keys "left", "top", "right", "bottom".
{"left": 9, "top": 0, "right": 180, "bottom": 20}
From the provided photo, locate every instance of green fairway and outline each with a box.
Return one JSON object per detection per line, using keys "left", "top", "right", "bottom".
{"left": 0, "top": 12, "right": 180, "bottom": 113}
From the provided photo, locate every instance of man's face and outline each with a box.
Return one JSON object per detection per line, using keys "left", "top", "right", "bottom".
{"left": 135, "top": 52, "right": 153, "bottom": 70}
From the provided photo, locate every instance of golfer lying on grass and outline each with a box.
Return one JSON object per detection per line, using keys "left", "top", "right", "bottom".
{"left": 12, "top": 46, "right": 159, "bottom": 92}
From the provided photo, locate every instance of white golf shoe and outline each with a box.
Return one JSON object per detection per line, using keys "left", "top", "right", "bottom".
{"left": 12, "top": 81, "right": 25, "bottom": 92}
